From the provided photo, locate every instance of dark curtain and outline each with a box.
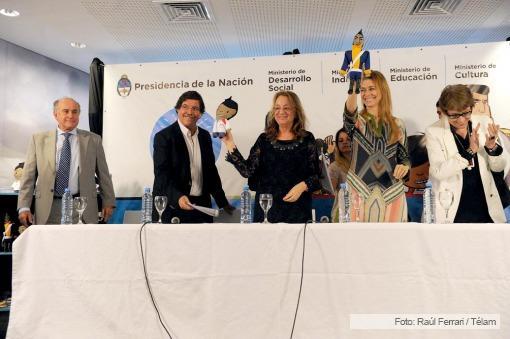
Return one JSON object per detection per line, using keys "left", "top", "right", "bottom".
{"left": 89, "top": 58, "right": 104, "bottom": 136}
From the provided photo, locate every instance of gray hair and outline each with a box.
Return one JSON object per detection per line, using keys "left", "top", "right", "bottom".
{"left": 53, "top": 97, "right": 81, "bottom": 113}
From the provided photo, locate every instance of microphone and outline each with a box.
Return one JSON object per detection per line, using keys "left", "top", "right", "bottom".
{"left": 171, "top": 217, "right": 180, "bottom": 224}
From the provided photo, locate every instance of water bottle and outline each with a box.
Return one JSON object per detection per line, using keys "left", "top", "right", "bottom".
{"left": 60, "top": 188, "right": 73, "bottom": 225}
{"left": 422, "top": 181, "right": 435, "bottom": 223}
{"left": 240, "top": 185, "right": 252, "bottom": 223}
{"left": 338, "top": 183, "right": 351, "bottom": 222}
{"left": 141, "top": 187, "right": 153, "bottom": 223}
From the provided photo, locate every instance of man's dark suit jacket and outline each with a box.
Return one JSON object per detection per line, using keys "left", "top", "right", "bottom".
{"left": 152, "top": 121, "right": 229, "bottom": 223}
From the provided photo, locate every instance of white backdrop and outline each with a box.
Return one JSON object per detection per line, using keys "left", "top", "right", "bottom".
{"left": 103, "top": 41, "right": 510, "bottom": 197}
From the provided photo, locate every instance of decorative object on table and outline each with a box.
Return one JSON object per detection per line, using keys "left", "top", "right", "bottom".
{"left": 212, "top": 96, "right": 238, "bottom": 138}
{"left": 340, "top": 30, "right": 371, "bottom": 94}
{"left": 11, "top": 162, "right": 24, "bottom": 191}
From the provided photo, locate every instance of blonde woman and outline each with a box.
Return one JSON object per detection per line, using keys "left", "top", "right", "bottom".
{"left": 222, "top": 91, "right": 321, "bottom": 223}
{"left": 343, "top": 70, "right": 410, "bottom": 222}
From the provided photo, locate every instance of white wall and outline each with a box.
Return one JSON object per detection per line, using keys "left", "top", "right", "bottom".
{"left": 0, "top": 39, "right": 89, "bottom": 189}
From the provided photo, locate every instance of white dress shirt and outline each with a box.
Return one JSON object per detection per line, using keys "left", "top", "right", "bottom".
{"left": 178, "top": 120, "right": 203, "bottom": 196}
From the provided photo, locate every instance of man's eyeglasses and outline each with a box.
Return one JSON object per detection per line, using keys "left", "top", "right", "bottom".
{"left": 181, "top": 104, "right": 201, "bottom": 113}
{"left": 445, "top": 110, "right": 472, "bottom": 120}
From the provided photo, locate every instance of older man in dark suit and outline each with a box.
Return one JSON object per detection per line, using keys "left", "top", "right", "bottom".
{"left": 152, "top": 91, "right": 234, "bottom": 223}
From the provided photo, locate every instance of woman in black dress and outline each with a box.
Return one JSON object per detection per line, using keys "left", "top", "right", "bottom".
{"left": 222, "top": 91, "right": 321, "bottom": 223}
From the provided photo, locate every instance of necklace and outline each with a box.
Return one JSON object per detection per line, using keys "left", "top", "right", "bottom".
{"left": 452, "top": 126, "right": 474, "bottom": 170}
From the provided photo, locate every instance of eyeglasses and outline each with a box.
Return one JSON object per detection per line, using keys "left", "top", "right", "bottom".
{"left": 445, "top": 110, "right": 472, "bottom": 120}
{"left": 181, "top": 104, "right": 201, "bottom": 113}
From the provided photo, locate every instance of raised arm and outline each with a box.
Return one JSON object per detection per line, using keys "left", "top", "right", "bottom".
{"left": 345, "top": 92, "right": 357, "bottom": 116}
{"left": 223, "top": 131, "right": 263, "bottom": 178}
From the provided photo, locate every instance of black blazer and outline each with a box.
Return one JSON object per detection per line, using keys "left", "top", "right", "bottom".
{"left": 152, "top": 122, "right": 229, "bottom": 221}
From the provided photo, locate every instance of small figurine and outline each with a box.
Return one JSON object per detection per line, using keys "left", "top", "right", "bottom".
{"left": 2, "top": 214, "right": 13, "bottom": 252}
{"left": 340, "top": 30, "right": 371, "bottom": 94}
{"left": 212, "top": 97, "right": 238, "bottom": 138}
{"left": 11, "top": 162, "right": 24, "bottom": 191}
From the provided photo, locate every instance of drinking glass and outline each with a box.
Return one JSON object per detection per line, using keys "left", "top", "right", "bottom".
{"left": 259, "top": 193, "right": 273, "bottom": 223}
{"left": 439, "top": 190, "right": 454, "bottom": 223}
{"left": 73, "top": 197, "right": 88, "bottom": 224}
{"left": 154, "top": 196, "right": 168, "bottom": 224}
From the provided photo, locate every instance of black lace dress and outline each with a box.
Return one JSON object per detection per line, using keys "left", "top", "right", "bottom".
{"left": 226, "top": 131, "right": 321, "bottom": 223}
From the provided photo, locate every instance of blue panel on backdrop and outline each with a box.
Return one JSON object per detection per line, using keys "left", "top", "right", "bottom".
{"left": 149, "top": 108, "right": 220, "bottom": 160}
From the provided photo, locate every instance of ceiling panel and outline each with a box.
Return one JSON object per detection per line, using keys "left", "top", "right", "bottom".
{"left": 365, "top": 0, "right": 507, "bottom": 49}
{"left": 0, "top": 0, "right": 508, "bottom": 72}
{"left": 230, "top": 0, "right": 355, "bottom": 56}
{"left": 81, "top": 0, "right": 227, "bottom": 62}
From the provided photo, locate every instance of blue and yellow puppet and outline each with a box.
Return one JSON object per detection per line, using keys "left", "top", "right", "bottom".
{"left": 340, "top": 30, "right": 371, "bottom": 94}
{"left": 213, "top": 97, "right": 238, "bottom": 138}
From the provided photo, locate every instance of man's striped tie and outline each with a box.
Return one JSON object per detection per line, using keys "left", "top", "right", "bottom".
{"left": 54, "top": 133, "right": 71, "bottom": 196}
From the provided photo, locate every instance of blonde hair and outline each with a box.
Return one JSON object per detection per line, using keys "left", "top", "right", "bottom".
{"left": 361, "top": 71, "right": 400, "bottom": 144}
{"left": 265, "top": 91, "right": 307, "bottom": 141}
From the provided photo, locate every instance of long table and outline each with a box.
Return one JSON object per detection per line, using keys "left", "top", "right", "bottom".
{"left": 7, "top": 223, "right": 510, "bottom": 338}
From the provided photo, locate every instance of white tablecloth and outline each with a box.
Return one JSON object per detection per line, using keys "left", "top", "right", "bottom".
{"left": 7, "top": 223, "right": 510, "bottom": 339}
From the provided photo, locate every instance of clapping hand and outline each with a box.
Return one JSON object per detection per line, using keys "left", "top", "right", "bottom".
{"left": 485, "top": 121, "right": 500, "bottom": 150}
{"left": 469, "top": 123, "right": 481, "bottom": 153}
